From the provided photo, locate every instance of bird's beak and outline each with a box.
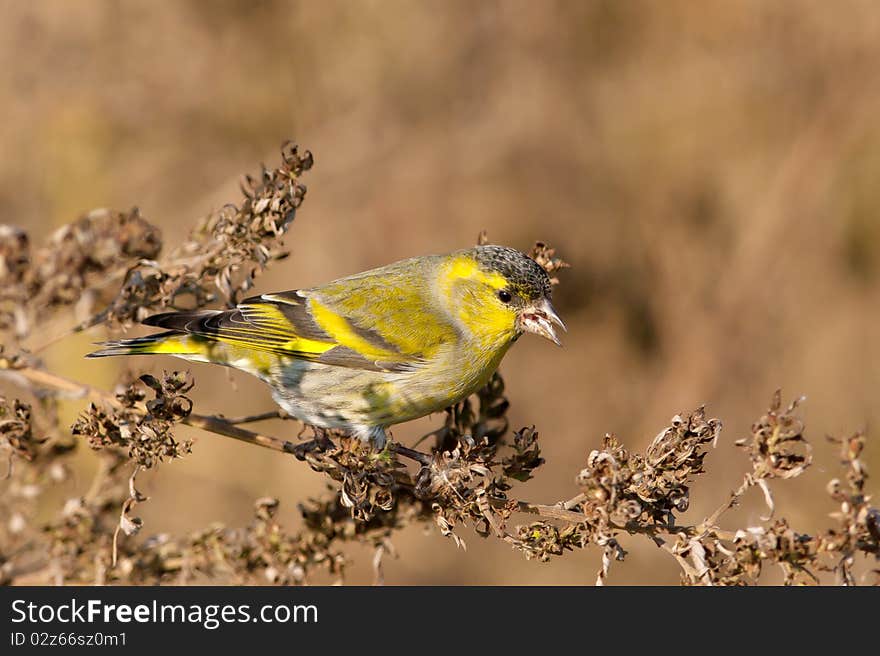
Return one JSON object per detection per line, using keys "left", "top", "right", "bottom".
{"left": 519, "top": 298, "right": 566, "bottom": 346}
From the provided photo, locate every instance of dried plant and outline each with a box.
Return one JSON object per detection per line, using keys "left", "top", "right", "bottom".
{"left": 0, "top": 142, "right": 876, "bottom": 586}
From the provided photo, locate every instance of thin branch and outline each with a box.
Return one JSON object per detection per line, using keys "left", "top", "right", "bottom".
{"left": 476, "top": 489, "right": 522, "bottom": 548}
{"left": 515, "top": 500, "right": 588, "bottom": 524}
{"left": 0, "top": 364, "right": 107, "bottom": 403}
{"left": 214, "top": 410, "right": 290, "bottom": 425}
{"left": 0, "top": 363, "right": 301, "bottom": 456}
{"left": 703, "top": 472, "right": 757, "bottom": 529}
{"left": 511, "top": 499, "right": 692, "bottom": 542}
{"left": 183, "top": 413, "right": 299, "bottom": 455}
{"left": 389, "top": 443, "right": 433, "bottom": 465}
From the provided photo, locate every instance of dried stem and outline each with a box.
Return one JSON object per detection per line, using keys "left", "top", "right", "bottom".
{"left": 0, "top": 363, "right": 301, "bottom": 456}
{"left": 183, "top": 413, "right": 299, "bottom": 455}
{"left": 214, "top": 410, "right": 290, "bottom": 425}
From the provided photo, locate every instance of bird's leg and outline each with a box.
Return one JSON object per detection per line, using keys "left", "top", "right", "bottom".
{"left": 290, "top": 425, "right": 336, "bottom": 460}
{"left": 351, "top": 425, "right": 389, "bottom": 450}
{"left": 314, "top": 426, "right": 336, "bottom": 450}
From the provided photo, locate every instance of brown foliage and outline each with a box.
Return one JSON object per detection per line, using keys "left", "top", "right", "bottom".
{"left": 0, "top": 143, "right": 877, "bottom": 586}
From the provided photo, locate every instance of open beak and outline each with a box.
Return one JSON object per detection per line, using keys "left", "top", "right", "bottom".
{"left": 519, "top": 298, "right": 566, "bottom": 346}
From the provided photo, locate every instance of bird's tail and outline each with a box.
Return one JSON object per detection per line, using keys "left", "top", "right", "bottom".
{"left": 86, "top": 331, "right": 207, "bottom": 358}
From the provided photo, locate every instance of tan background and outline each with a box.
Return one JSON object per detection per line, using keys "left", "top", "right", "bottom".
{"left": 3, "top": 0, "right": 878, "bottom": 584}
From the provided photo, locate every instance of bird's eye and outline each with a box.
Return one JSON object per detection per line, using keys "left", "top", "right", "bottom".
{"left": 498, "top": 290, "right": 512, "bottom": 303}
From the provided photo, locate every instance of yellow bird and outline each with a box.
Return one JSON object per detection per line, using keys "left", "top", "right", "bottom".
{"left": 88, "top": 245, "right": 565, "bottom": 447}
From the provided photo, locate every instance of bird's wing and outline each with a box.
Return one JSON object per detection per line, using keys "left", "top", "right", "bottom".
{"left": 143, "top": 264, "right": 455, "bottom": 372}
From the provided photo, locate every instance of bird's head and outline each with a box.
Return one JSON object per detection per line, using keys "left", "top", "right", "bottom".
{"left": 442, "top": 245, "right": 565, "bottom": 346}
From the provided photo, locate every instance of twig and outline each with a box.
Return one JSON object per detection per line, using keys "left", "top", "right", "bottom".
{"left": 112, "top": 466, "right": 145, "bottom": 567}
{"left": 389, "top": 443, "right": 433, "bottom": 465}
{"left": 183, "top": 414, "right": 300, "bottom": 455}
{"left": 0, "top": 365, "right": 108, "bottom": 403}
{"left": 1, "top": 448, "right": 13, "bottom": 480}
{"left": 214, "top": 410, "right": 289, "bottom": 425}
{"left": 476, "top": 488, "right": 521, "bottom": 547}
{"left": 510, "top": 498, "right": 737, "bottom": 546}
{"left": 515, "top": 500, "right": 587, "bottom": 524}
{"left": 703, "top": 472, "right": 756, "bottom": 529}
{"left": 595, "top": 538, "right": 624, "bottom": 586}
{"left": 371, "top": 539, "right": 396, "bottom": 586}
{"left": 0, "top": 363, "right": 302, "bottom": 456}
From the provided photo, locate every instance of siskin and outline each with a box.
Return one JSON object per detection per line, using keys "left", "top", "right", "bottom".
{"left": 88, "top": 245, "right": 564, "bottom": 447}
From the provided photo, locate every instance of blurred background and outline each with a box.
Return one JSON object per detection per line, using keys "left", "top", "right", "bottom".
{"left": 2, "top": 0, "right": 878, "bottom": 584}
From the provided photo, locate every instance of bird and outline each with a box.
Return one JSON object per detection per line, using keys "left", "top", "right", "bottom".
{"left": 87, "top": 244, "right": 565, "bottom": 448}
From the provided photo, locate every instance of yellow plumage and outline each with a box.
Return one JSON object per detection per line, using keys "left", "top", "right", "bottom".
{"left": 88, "top": 245, "right": 565, "bottom": 447}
